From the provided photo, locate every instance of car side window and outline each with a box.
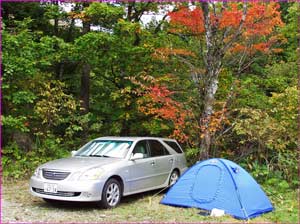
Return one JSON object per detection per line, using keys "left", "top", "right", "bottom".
{"left": 148, "top": 140, "right": 170, "bottom": 157}
{"left": 132, "top": 140, "right": 149, "bottom": 159}
{"left": 163, "top": 140, "right": 183, "bottom": 153}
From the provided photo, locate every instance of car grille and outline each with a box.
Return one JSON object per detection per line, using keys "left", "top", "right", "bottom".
{"left": 32, "top": 188, "right": 80, "bottom": 197}
{"left": 42, "top": 169, "right": 70, "bottom": 180}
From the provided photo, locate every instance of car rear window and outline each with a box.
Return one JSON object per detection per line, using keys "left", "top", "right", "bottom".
{"left": 148, "top": 140, "right": 170, "bottom": 157}
{"left": 164, "top": 141, "right": 183, "bottom": 153}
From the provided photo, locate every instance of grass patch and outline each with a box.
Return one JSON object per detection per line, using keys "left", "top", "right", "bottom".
{"left": 2, "top": 179, "right": 299, "bottom": 223}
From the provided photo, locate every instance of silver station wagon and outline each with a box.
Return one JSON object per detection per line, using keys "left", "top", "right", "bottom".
{"left": 30, "top": 137, "right": 187, "bottom": 208}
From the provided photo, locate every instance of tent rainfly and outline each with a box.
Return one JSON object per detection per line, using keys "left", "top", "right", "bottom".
{"left": 160, "top": 158, "right": 274, "bottom": 220}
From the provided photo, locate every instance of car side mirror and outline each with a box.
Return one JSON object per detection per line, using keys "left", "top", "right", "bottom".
{"left": 71, "top": 150, "right": 77, "bottom": 157}
{"left": 131, "top": 153, "right": 144, "bottom": 160}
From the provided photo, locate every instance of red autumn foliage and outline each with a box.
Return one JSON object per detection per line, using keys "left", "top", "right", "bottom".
{"left": 168, "top": 7, "right": 204, "bottom": 34}
{"left": 168, "top": 2, "right": 284, "bottom": 54}
{"left": 133, "top": 74, "right": 230, "bottom": 145}
{"left": 138, "top": 2, "right": 284, "bottom": 145}
{"left": 138, "top": 83, "right": 189, "bottom": 143}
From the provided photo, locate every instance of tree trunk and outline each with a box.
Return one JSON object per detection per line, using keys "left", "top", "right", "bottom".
{"left": 198, "top": 2, "right": 247, "bottom": 160}
{"left": 120, "top": 120, "right": 130, "bottom": 136}
{"left": 297, "top": 2, "right": 300, "bottom": 171}
{"left": 199, "top": 2, "right": 222, "bottom": 159}
{"left": 200, "top": 76, "right": 219, "bottom": 159}
{"left": 80, "top": 63, "right": 91, "bottom": 113}
{"left": 53, "top": 1, "right": 59, "bottom": 36}
{"left": 56, "top": 63, "right": 64, "bottom": 80}
{"left": 66, "top": 18, "right": 75, "bottom": 42}
{"left": 80, "top": 5, "right": 91, "bottom": 139}
{"left": 80, "top": 14, "right": 91, "bottom": 114}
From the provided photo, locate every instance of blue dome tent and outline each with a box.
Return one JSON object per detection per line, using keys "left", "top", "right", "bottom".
{"left": 160, "top": 158, "right": 273, "bottom": 220}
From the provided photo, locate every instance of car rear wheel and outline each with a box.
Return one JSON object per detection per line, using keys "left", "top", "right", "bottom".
{"left": 169, "top": 170, "right": 179, "bottom": 186}
{"left": 101, "top": 178, "right": 121, "bottom": 209}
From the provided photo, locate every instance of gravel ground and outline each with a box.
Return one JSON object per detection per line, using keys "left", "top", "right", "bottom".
{"left": 2, "top": 179, "right": 298, "bottom": 223}
{"left": 2, "top": 179, "right": 213, "bottom": 223}
{"left": 3, "top": 179, "right": 129, "bottom": 223}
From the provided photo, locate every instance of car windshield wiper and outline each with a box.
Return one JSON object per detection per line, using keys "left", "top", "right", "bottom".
{"left": 89, "top": 154, "right": 111, "bottom": 158}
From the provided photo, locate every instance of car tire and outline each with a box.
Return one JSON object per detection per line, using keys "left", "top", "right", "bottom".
{"left": 100, "top": 178, "right": 122, "bottom": 209}
{"left": 169, "top": 170, "right": 179, "bottom": 186}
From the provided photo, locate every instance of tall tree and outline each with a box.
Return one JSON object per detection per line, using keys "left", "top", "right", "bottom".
{"left": 161, "top": 1, "right": 284, "bottom": 159}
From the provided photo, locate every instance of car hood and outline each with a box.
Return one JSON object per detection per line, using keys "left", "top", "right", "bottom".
{"left": 40, "top": 156, "right": 122, "bottom": 172}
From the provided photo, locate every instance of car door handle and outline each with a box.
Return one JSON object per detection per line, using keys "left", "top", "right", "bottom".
{"left": 169, "top": 159, "right": 174, "bottom": 163}
{"left": 150, "top": 161, "right": 155, "bottom": 166}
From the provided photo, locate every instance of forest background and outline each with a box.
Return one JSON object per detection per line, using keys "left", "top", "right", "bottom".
{"left": 1, "top": 1, "right": 298, "bottom": 208}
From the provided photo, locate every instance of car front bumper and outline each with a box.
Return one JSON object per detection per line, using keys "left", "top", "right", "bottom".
{"left": 30, "top": 176, "right": 105, "bottom": 202}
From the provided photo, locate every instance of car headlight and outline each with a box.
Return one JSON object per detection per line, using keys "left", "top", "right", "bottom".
{"left": 78, "top": 168, "right": 105, "bottom": 181}
{"left": 33, "top": 168, "right": 42, "bottom": 178}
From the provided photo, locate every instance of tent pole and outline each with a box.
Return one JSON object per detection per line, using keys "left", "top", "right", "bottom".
{"left": 217, "top": 159, "right": 249, "bottom": 219}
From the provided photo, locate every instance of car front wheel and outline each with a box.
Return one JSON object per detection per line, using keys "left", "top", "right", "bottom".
{"left": 101, "top": 178, "right": 121, "bottom": 209}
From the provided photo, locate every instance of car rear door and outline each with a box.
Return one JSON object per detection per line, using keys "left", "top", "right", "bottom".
{"left": 128, "top": 140, "right": 157, "bottom": 192}
{"left": 148, "top": 140, "right": 174, "bottom": 186}
{"left": 163, "top": 140, "right": 187, "bottom": 173}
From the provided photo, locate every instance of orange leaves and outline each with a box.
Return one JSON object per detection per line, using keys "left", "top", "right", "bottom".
{"left": 141, "top": 84, "right": 183, "bottom": 122}
{"left": 137, "top": 81, "right": 189, "bottom": 143}
{"left": 68, "top": 11, "right": 90, "bottom": 22}
{"left": 208, "top": 108, "right": 230, "bottom": 134}
{"left": 129, "top": 73, "right": 191, "bottom": 142}
{"left": 168, "top": 7, "right": 204, "bottom": 35}
{"left": 253, "top": 43, "right": 270, "bottom": 53}
{"left": 168, "top": 2, "right": 284, "bottom": 55}
{"left": 231, "top": 35, "right": 285, "bottom": 54}
{"left": 149, "top": 85, "right": 173, "bottom": 99}
{"left": 231, "top": 42, "right": 270, "bottom": 54}
{"left": 219, "top": 4, "right": 243, "bottom": 29}
{"left": 243, "top": 2, "right": 283, "bottom": 37}
{"left": 134, "top": 76, "right": 230, "bottom": 144}
{"left": 169, "top": 3, "right": 283, "bottom": 36}
{"left": 199, "top": 106, "right": 229, "bottom": 140}
{"left": 152, "top": 48, "right": 195, "bottom": 61}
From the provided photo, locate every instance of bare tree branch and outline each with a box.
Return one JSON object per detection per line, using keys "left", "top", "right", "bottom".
{"left": 154, "top": 13, "right": 168, "bottom": 34}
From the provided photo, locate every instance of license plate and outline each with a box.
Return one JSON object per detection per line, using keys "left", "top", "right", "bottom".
{"left": 44, "top": 183, "right": 58, "bottom": 193}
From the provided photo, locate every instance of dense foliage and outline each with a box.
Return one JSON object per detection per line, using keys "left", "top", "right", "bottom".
{"left": 1, "top": 2, "right": 297, "bottom": 190}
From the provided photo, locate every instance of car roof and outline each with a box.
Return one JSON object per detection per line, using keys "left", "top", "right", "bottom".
{"left": 94, "top": 136, "right": 177, "bottom": 142}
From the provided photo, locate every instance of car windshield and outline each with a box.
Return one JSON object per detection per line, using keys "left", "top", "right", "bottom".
{"left": 75, "top": 140, "right": 133, "bottom": 159}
